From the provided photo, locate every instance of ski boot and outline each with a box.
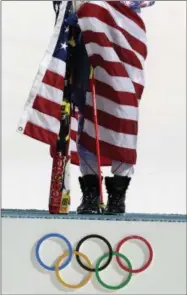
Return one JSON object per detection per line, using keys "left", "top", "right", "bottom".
{"left": 104, "top": 176, "right": 131, "bottom": 214}
{"left": 77, "top": 175, "right": 102, "bottom": 214}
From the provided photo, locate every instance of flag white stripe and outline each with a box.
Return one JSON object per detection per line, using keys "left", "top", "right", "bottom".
{"left": 37, "top": 83, "right": 63, "bottom": 105}
{"left": 124, "top": 63, "right": 145, "bottom": 85}
{"left": 94, "top": 67, "right": 135, "bottom": 92}
{"left": 86, "top": 42, "right": 121, "bottom": 63}
{"left": 48, "top": 57, "right": 66, "bottom": 77}
{"left": 70, "top": 139, "right": 77, "bottom": 152}
{"left": 83, "top": 119, "right": 137, "bottom": 150}
{"left": 86, "top": 92, "right": 139, "bottom": 121}
{"left": 27, "top": 109, "right": 60, "bottom": 134}
{"left": 71, "top": 117, "right": 78, "bottom": 132}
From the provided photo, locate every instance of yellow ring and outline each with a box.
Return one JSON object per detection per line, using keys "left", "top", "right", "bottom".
{"left": 55, "top": 250, "right": 92, "bottom": 289}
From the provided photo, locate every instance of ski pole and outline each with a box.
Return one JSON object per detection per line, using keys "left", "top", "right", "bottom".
{"left": 90, "top": 67, "right": 105, "bottom": 211}
{"left": 72, "top": 0, "right": 77, "bottom": 11}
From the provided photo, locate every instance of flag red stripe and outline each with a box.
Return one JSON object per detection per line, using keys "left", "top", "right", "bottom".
{"left": 83, "top": 31, "right": 143, "bottom": 70}
{"left": 72, "top": 111, "right": 79, "bottom": 120}
{"left": 42, "top": 70, "right": 65, "bottom": 90}
{"left": 70, "top": 129, "right": 77, "bottom": 142}
{"left": 133, "top": 82, "right": 144, "bottom": 100}
{"left": 89, "top": 55, "right": 129, "bottom": 77}
{"left": 80, "top": 132, "right": 137, "bottom": 164}
{"left": 33, "top": 95, "right": 61, "bottom": 121}
{"left": 88, "top": 80, "right": 138, "bottom": 106}
{"left": 84, "top": 104, "right": 138, "bottom": 135}
{"left": 71, "top": 151, "right": 79, "bottom": 165}
{"left": 78, "top": 3, "right": 147, "bottom": 58}
{"left": 24, "top": 122, "right": 58, "bottom": 146}
{"left": 108, "top": 1, "right": 146, "bottom": 31}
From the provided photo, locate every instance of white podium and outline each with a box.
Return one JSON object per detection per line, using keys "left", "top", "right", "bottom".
{"left": 2, "top": 209, "right": 186, "bottom": 295}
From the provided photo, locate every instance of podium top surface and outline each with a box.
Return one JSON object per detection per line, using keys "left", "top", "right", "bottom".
{"left": 1, "top": 209, "right": 186, "bottom": 222}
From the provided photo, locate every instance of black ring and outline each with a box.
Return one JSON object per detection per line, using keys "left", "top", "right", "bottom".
{"left": 75, "top": 234, "right": 113, "bottom": 272}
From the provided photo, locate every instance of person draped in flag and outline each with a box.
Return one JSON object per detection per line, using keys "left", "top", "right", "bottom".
{"left": 52, "top": 0, "right": 155, "bottom": 214}
{"left": 17, "top": 1, "right": 155, "bottom": 215}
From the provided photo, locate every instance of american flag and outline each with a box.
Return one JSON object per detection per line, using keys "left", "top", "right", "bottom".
{"left": 17, "top": 1, "right": 71, "bottom": 145}
{"left": 17, "top": 1, "right": 148, "bottom": 166}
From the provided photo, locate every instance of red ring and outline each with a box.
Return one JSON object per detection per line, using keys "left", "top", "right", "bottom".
{"left": 115, "top": 235, "right": 153, "bottom": 274}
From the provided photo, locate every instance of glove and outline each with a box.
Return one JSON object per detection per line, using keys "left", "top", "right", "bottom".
{"left": 65, "top": 13, "right": 78, "bottom": 26}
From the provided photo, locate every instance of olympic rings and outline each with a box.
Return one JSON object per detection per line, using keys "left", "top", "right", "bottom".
{"left": 34, "top": 233, "right": 153, "bottom": 290}
{"left": 55, "top": 250, "right": 92, "bottom": 289}
{"left": 75, "top": 234, "right": 113, "bottom": 272}
{"left": 95, "top": 252, "right": 132, "bottom": 290}
{"left": 35, "top": 233, "right": 73, "bottom": 271}
{"left": 116, "top": 235, "right": 153, "bottom": 273}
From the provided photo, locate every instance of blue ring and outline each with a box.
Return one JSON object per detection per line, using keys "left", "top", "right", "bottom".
{"left": 35, "top": 233, "right": 73, "bottom": 271}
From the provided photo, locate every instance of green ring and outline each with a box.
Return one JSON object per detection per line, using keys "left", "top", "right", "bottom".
{"left": 95, "top": 252, "right": 132, "bottom": 290}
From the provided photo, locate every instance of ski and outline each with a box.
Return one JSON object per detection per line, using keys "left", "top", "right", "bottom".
{"left": 49, "top": 2, "right": 74, "bottom": 214}
{"left": 49, "top": 98, "right": 71, "bottom": 214}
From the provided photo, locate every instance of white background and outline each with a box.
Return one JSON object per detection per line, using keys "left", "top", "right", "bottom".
{"left": 2, "top": 1, "right": 186, "bottom": 213}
